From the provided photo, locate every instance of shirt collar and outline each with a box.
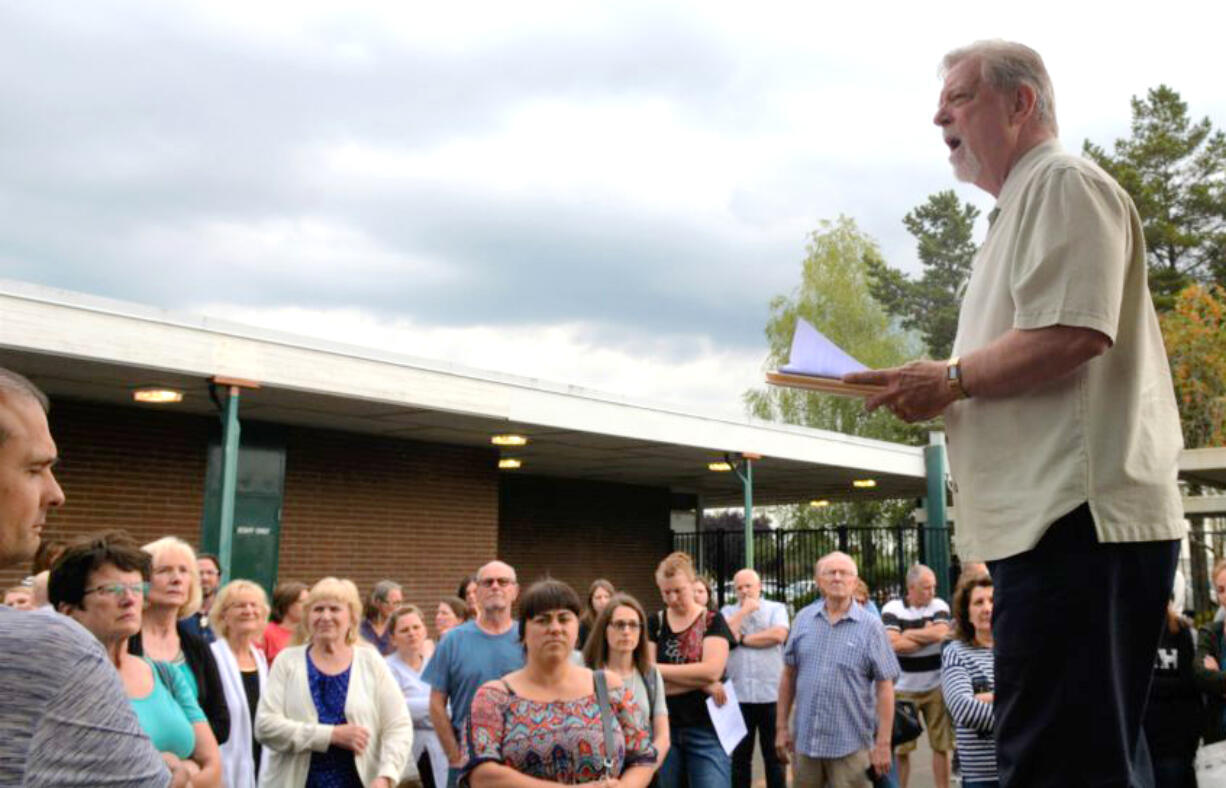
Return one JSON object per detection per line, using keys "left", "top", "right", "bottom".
{"left": 994, "top": 138, "right": 1062, "bottom": 218}
{"left": 815, "top": 598, "right": 864, "bottom": 624}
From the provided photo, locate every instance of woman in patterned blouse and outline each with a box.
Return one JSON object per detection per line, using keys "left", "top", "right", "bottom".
{"left": 464, "top": 579, "right": 657, "bottom": 787}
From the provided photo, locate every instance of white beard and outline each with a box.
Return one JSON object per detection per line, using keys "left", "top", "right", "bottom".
{"left": 951, "top": 143, "right": 982, "bottom": 184}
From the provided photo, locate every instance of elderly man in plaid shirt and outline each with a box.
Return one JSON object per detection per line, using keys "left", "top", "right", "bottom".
{"left": 776, "top": 551, "right": 899, "bottom": 787}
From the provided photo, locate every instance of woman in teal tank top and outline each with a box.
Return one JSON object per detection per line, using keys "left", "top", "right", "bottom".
{"left": 132, "top": 656, "right": 207, "bottom": 759}
{"left": 49, "top": 532, "right": 223, "bottom": 787}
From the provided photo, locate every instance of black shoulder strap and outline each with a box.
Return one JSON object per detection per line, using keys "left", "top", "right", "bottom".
{"left": 593, "top": 670, "right": 617, "bottom": 777}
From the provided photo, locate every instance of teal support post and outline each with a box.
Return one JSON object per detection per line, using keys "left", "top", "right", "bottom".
{"left": 731, "top": 453, "right": 759, "bottom": 570}
{"left": 923, "top": 432, "right": 951, "bottom": 600}
{"left": 743, "top": 458, "right": 754, "bottom": 570}
{"left": 217, "top": 385, "right": 242, "bottom": 583}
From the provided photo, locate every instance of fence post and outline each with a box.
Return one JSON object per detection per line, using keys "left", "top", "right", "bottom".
{"left": 837, "top": 525, "right": 849, "bottom": 553}
{"left": 775, "top": 528, "right": 785, "bottom": 599}
{"left": 715, "top": 530, "right": 726, "bottom": 609}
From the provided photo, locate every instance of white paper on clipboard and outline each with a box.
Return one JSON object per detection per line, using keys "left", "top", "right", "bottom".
{"left": 705, "top": 681, "right": 748, "bottom": 756}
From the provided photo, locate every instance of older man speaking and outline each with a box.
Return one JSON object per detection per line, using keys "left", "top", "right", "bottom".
{"left": 846, "top": 41, "right": 1184, "bottom": 785}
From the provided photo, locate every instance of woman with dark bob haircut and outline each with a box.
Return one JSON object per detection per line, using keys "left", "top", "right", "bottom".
{"left": 940, "top": 573, "right": 997, "bottom": 787}
{"left": 50, "top": 531, "right": 223, "bottom": 787}
{"left": 463, "top": 579, "right": 657, "bottom": 787}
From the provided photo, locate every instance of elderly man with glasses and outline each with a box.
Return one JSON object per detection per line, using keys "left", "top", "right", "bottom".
{"left": 777, "top": 552, "right": 899, "bottom": 788}
{"left": 423, "top": 560, "right": 524, "bottom": 788}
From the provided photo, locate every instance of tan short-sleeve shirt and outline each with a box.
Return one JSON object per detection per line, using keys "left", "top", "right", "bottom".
{"left": 946, "top": 140, "right": 1185, "bottom": 561}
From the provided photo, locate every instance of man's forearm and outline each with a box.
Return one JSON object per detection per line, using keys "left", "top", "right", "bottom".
{"left": 875, "top": 681, "right": 894, "bottom": 745}
{"left": 907, "top": 625, "right": 949, "bottom": 646}
{"left": 429, "top": 693, "right": 460, "bottom": 759}
{"left": 776, "top": 667, "right": 796, "bottom": 728}
{"left": 742, "top": 627, "right": 789, "bottom": 648}
{"left": 962, "top": 325, "right": 1110, "bottom": 399}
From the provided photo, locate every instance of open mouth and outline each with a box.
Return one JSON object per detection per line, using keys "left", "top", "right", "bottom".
{"left": 945, "top": 136, "right": 962, "bottom": 153}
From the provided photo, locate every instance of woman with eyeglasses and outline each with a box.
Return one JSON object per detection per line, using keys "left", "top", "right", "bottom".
{"left": 582, "top": 592, "right": 670, "bottom": 779}
{"left": 361, "top": 580, "right": 404, "bottom": 657}
{"left": 463, "top": 579, "right": 656, "bottom": 787}
{"left": 210, "top": 580, "right": 272, "bottom": 787}
{"left": 50, "top": 531, "right": 223, "bottom": 787}
{"left": 130, "top": 536, "right": 231, "bottom": 746}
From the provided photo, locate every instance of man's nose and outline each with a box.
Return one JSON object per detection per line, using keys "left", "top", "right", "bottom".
{"left": 933, "top": 104, "right": 950, "bottom": 127}
{"left": 44, "top": 473, "right": 66, "bottom": 509}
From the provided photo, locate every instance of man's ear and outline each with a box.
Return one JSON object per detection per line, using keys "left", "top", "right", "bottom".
{"left": 1011, "top": 82, "right": 1039, "bottom": 127}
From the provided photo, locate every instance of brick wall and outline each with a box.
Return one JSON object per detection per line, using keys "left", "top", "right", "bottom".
{"left": 6, "top": 398, "right": 675, "bottom": 635}
{"left": 3, "top": 399, "right": 502, "bottom": 620}
{"left": 277, "top": 428, "right": 499, "bottom": 616}
{"left": 1, "top": 398, "right": 211, "bottom": 588}
{"left": 498, "top": 475, "right": 674, "bottom": 614}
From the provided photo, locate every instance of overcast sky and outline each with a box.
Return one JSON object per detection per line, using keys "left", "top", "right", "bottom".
{"left": 3, "top": 1, "right": 1223, "bottom": 417}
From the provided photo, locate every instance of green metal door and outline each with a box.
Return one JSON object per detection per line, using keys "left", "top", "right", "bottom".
{"left": 201, "top": 441, "right": 286, "bottom": 593}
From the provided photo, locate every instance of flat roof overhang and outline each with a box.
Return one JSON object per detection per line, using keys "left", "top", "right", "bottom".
{"left": 1181, "top": 447, "right": 1226, "bottom": 490}
{"left": 0, "top": 281, "right": 930, "bottom": 507}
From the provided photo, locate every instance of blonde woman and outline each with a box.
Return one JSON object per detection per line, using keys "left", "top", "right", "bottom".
{"left": 256, "top": 577, "right": 413, "bottom": 787}
{"left": 131, "top": 536, "right": 230, "bottom": 745}
{"left": 647, "top": 552, "right": 734, "bottom": 788}
{"left": 210, "top": 580, "right": 272, "bottom": 787}
{"left": 386, "top": 605, "right": 447, "bottom": 788}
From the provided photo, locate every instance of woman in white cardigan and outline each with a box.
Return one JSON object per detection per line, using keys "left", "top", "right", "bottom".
{"left": 255, "top": 577, "right": 413, "bottom": 788}
{"left": 209, "top": 579, "right": 271, "bottom": 788}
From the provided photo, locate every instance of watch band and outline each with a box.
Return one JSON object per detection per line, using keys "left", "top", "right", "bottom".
{"left": 946, "top": 356, "right": 970, "bottom": 399}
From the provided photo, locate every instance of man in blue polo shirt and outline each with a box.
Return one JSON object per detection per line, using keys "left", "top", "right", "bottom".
{"left": 424, "top": 559, "right": 524, "bottom": 788}
{"left": 776, "top": 551, "right": 899, "bottom": 787}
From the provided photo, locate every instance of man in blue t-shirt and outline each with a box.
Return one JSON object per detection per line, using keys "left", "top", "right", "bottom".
{"left": 424, "top": 559, "right": 524, "bottom": 788}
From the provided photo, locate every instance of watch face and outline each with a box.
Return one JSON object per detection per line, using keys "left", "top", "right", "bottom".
{"left": 947, "top": 366, "right": 958, "bottom": 382}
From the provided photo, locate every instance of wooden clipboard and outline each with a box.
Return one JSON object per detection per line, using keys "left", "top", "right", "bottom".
{"left": 765, "top": 370, "right": 884, "bottom": 398}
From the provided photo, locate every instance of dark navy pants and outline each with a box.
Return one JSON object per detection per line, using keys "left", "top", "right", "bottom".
{"left": 988, "top": 503, "right": 1178, "bottom": 787}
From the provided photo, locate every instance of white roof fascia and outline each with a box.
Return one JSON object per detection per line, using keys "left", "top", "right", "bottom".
{"left": 0, "top": 280, "right": 925, "bottom": 479}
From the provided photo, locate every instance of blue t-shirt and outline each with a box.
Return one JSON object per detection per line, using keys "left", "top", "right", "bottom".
{"left": 421, "top": 621, "right": 523, "bottom": 735}
{"left": 131, "top": 657, "right": 206, "bottom": 759}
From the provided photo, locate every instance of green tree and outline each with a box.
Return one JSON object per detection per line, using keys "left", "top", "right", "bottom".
{"left": 1083, "top": 85, "right": 1226, "bottom": 310}
{"left": 864, "top": 190, "right": 979, "bottom": 359}
{"left": 744, "top": 216, "right": 924, "bottom": 530}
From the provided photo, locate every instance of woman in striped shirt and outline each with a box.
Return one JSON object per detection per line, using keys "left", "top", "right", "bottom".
{"left": 940, "top": 573, "right": 997, "bottom": 787}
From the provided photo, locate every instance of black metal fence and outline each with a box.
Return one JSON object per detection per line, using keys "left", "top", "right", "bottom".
{"left": 673, "top": 524, "right": 952, "bottom": 611}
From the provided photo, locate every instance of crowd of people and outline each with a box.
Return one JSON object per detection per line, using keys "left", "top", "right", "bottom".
{"left": 10, "top": 511, "right": 1226, "bottom": 788}
{"left": 0, "top": 33, "right": 1209, "bottom": 788}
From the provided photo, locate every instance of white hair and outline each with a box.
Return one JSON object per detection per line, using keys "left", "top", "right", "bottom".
{"left": 942, "top": 40, "right": 1058, "bottom": 134}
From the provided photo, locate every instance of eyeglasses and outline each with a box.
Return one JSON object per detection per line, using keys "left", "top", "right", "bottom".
{"left": 608, "top": 620, "right": 641, "bottom": 631}
{"left": 84, "top": 582, "right": 149, "bottom": 599}
{"left": 478, "top": 577, "right": 516, "bottom": 588}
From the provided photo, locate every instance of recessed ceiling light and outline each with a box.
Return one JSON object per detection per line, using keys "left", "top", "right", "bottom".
{"left": 809, "top": 499, "right": 830, "bottom": 507}
{"left": 491, "top": 434, "right": 528, "bottom": 446}
{"left": 852, "top": 479, "right": 877, "bottom": 488}
{"left": 133, "top": 388, "right": 184, "bottom": 404}
{"left": 708, "top": 462, "right": 733, "bottom": 472}
{"left": 498, "top": 458, "right": 523, "bottom": 470}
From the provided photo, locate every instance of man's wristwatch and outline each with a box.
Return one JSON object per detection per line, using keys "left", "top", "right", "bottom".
{"left": 946, "top": 356, "right": 970, "bottom": 399}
